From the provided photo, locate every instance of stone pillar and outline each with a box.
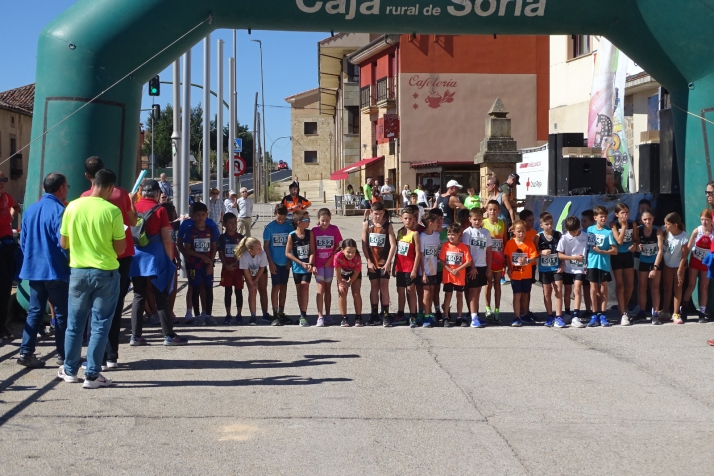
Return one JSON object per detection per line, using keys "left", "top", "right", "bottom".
{"left": 474, "top": 98, "right": 522, "bottom": 194}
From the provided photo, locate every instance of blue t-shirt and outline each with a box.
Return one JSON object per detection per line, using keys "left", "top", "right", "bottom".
{"left": 263, "top": 220, "right": 294, "bottom": 267}
{"left": 587, "top": 225, "right": 615, "bottom": 272}
{"left": 178, "top": 218, "right": 220, "bottom": 241}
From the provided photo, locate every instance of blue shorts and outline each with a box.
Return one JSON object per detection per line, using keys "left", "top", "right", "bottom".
{"left": 315, "top": 267, "right": 334, "bottom": 283}
{"left": 188, "top": 267, "right": 214, "bottom": 286}
{"left": 271, "top": 265, "right": 290, "bottom": 286}
{"left": 511, "top": 278, "right": 533, "bottom": 294}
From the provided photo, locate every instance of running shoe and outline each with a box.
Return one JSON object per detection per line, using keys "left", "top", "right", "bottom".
{"left": 460, "top": 318, "right": 469, "bottom": 327}
{"left": 383, "top": 316, "right": 393, "bottom": 327}
{"left": 521, "top": 313, "right": 536, "bottom": 325}
{"left": 164, "top": 335, "right": 188, "bottom": 346}
{"left": 392, "top": 316, "right": 407, "bottom": 326}
{"left": 672, "top": 314, "right": 684, "bottom": 325}
{"left": 204, "top": 314, "right": 218, "bottom": 326}
{"left": 620, "top": 314, "right": 631, "bottom": 326}
{"left": 223, "top": 315, "right": 233, "bottom": 325}
{"left": 341, "top": 317, "right": 350, "bottom": 327}
{"left": 248, "top": 316, "right": 257, "bottom": 326}
{"left": 501, "top": 276, "right": 509, "bottom": 285}
{"left": 651, "top": 313, "right": 662, "bottom": 325}
{"left": 82, "top": 373, "right": 113, "bottom": 389}
{"left": 562, "top": 312, "right": 571, "bottom": 324}
{"left": 368, "top": 313, "right": 380, "bottom": 326}
{"left": 261, "top": 315, "right": 273, "bottom": 325}
{"left": 278, "top": 312, "right": 292, "bottom": 325}
{"left": 57, "top": 365, "right": 79, "bottom": 383}
{"left": 571, "top": 317, "right": 586, "bottom": 328}
{"left": 635, "top": 311, "right": 647, "bottom": 323}
{"left": 299, "top": 317, "right": 310, "bottom": 327}
{"left": 586, "top": 316, "right": 600, "bottom": 327}
{"left": 129, "top": 336, "right": 148, "bottom": 346}
{"left": 434, "top": 310, "right": 443, "bottom": 323}
{"left": 55, "top": 357, "right": 65, "bottom": 367}
{"left": 698, "top": 311, "right": 709, "bottom": 324}
{"left": 316, "top": 317, "right": 325, "bottom": 327}
{"left": 409, "top": 317, "right": 418, "bottom": 328}
{"left": 494, "top": 309, "right": 500, "bottom": 325}
{"left": 600, "top": 315, "right": 612, "bottom": 327}
{"left": 422, "top": 316, "right": 432, "bottom": 328}
{"left": 17, "top": 354, "right": 46, "bottom": 368}
{"left": 485, "top": 309, "right": 495, "bottom": 322}
{"left": 470, "top": 316, "right": 484, "bottom": 328}
{"left": 544, "top": 316, "right": 554, "bottom": 328}
{"left": 106, "top": 360, "right": 118, "bottom": 369}
{"left": 193, "top": 314, "right": 206, "bottom": 326}
{"left": 354, "top": 317, "right": 364, "bottom": 327}
{"left": 271, "top": 318, "right": 283, "bottom": 326}
{"left": 554, "top": 317, "right": 566, "bottom": 328}
{"left": 416, "top": 311, "right": 425, "bottom": 326}
{"left": 511, "top": 318, "right": 522, "bottom": 327}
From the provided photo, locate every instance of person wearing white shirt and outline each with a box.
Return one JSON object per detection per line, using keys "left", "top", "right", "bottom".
{"left": 556, "top": 217, "right": 590, "bottom": 328}
{"left": 381, "top": 178, "right": 396, "bottom": 209}
{"left": 416, "top": 184, "right": 428, "bottom": 209}
{"left": 224, "top": 190, "right": 239, "bottom": 217}
{"left": 237, "top": 187, "right": 254, "bottom": 237}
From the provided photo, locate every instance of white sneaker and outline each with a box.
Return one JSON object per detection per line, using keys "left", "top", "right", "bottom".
{"left": 82, "top": 373, "right": 113, "bottom": 389}
{"left": 106, "top": 360, "right": 119, "bottom": 369}
{"left": 57, "top": 365, "right": 79, "bottom": 383}
{"left": 620, "top": 314, "right": 632, "bottom": 326}
{"left": 571, "top": 317, "right": 586, "bottom": 328}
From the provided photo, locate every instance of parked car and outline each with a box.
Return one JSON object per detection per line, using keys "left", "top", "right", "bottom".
{"left": 277, "top": 160, "right": 288, "bottom": 170}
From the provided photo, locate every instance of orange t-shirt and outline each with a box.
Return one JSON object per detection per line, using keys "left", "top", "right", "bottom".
{"left": 504, "top": 238, "right": 538, "bottom": 280}
{"left": 439, "top": 242, "right": 472, "bottom": 286}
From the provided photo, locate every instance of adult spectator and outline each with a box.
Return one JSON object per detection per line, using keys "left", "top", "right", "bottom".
{"left": 59, "top": 169, "right": 126, "bottom": 388}
{"left": 381, "top": 177, "right": 396, "bottom": 210}
{"left": 499, "top": 173, "right": 520, "bottom": 208}
{"left": 464, "top": 186, "right": 481, "bottom": 210}
{"left": 416, "top": 183, "right": 428, "bottom": 209}
{"left": 281, "top": 181, "right": 311, "bottom": 220}
{"left": 486, "top": 177, "right": 515, "bottom": 227}
{"left": 129, "top": 180, "right": 187, "bottom": 347}
{"left": 18, "top": 173, "right": 70, "bottom": 368}
{"left": 80, "top": 156, "right": 136, "bottom": 369}
{"left": 224, "top": 190, "right": 239, "bottom": 216}
{"left": 0, "top": 171, "right": 20, "bottom": 340}
{"left": 401, "top": 185, "right": 411, "bottom": 208}
{"left": 436, "top": 180, "right": 465, "bottom": 227}
{"left": 237, "top": 187, "right": 254, "bottom": 237}
{"left": 208, "top": 187, "right": 223, "bottom": 226}
{"left": 159, "top": 173, "right": 173, "bottom": 199}
{"left": 362, "top": 177, "right": 373, "bottom": 219}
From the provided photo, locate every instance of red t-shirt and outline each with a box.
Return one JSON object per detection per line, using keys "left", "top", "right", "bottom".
{"left": 135, "top": 197, "right": 170, "bottom": 236}
{"left": 81, "top": 186, "right": 135, "bottom": 258}
{"left": 0, "top": 192, "right": 16, "bottom": 238}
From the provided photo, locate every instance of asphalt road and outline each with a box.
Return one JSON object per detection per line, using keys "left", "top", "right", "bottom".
{"left": 189, "top": 169, "right": 292, "bottom": 195}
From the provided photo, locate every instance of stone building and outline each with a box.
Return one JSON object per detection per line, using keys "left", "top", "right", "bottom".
{"left": 285, "top": 88, "right": 334, "bottom": 182}
{"left": 0, "top": 84, "right": 34, "bottom": 203}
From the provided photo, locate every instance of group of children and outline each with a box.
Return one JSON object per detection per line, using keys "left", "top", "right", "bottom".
{"left": 175, "top": 196, "right": 709, "bottom": 329}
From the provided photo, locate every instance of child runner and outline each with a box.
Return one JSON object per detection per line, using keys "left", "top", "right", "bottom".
{"left": 394, "top": 208, "right": 422, "bottom": 327}
{"left": 361, "top": 202, "right": 397, "bottom": 326}
{"left": 313, "top": 208, "right": 343, "bottom": 326}
{"left": 404, "top": 203, "right": 426, "bottom": 321}
{"left": 431, "top": 212, "right": 448, "bottom": 324}
{"left": 557, "top": 216, "right": 589, "bottom": 328}
{"left": 610, "top": 203, "right": 638, "bottom": 326}
{"left": 637, "top": 210, "right": 664, "bottom": 324}
{"left": 440, "top": 223, "right": 473, "bottom": 327}
{"left": 586, "top": 206, "right": 617, "bottom": 327}
{"left": 263, "top": 205, "right": 294, "bottom": 326}
{"left": 286, "top": 209, "right": 315, "bottom": 327}
{"left": 409, "top": 192, "right": 424, "bottom": 223}
{"left": 536, "top": 212, "right": 565, "bottom": 328}
{"left": 461, "top": 208, "right": 492, "bottom": 328}
{"left": 483, "top": 200, "right": 507, "bottom": 325}
{"left": 237, "top": 237, "right": 269, "bottom": 325}
{"left": 520, "top": 209, "right": 538, "bottom": 324}
{"left": 419, "top": 212, "right": 441, "bottom": 328}
{"left": 577, "top": 210, "right": 595, "bottom": 319}
{"left": 661, "top": 212, "right": 689, "bottom": 324}
{"left": 504, "top": 220, "right": 538, "bottom": 327}
{"left": 682, "top": 209, "right": 713, "bottom": 323}
{"left": 333, "top": 239, "right": 364, "bottom": 327}
{"left": 182, "top": 202, "right": 218, "bottom": 325}
{"left": 218, "top": 212, "right": 244, "bottom": 324}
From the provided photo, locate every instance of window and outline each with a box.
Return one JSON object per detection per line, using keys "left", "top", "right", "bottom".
{"left": 304, "top": 122, "right": 317, "bottom": 135}
{"left": 347, "top": 62, "right": 360, "bottom": 83}
{"left": 346, "top": 106, "right": 359, "bottom": 134}
{"left": 304, "top": 151, "right": 318, "bottom": 163}
{"left": 10, "top": 137, "right": 17, "bottom": 156}
{"left": 571, "top": 35, "right": 592, "bottom": 59}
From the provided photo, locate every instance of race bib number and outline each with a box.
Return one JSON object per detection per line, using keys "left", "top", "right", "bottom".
{"left": 540, "top": 255, "right": 559, "bottom": 267}
{"left": 369, "top": 233, "right": 386, "bottom": 247}
{"left": 693, "top": 246, "right": 708, "bottom": 261}
{"left": 623, "top": 228, "right": 633, "bottom": 243}
{"left": 641, "top": 243, "right": 658, "bottom": 257}
{"left": 193, "top": 237, "right": 211, "bottom": 252}
{"left": 424, "top": 245, "right": 438, "bottom": 257}
{"left": 512, "top": 252, "right": 528, "bottom": 267}
{"left": 249, "top": 266, "right": 259, "bottom": 277}
{"left": 316, "top": 236, "right": 334, "bottom": 250}
{"left": 397, "top": 241, "right": 410, "bottom": 256}
{"left": 272, "top": 233, "right": 288, "bottom": 247}
{"left": 470, "top": 238, "right": 487, "bottom": 250}
{"left": 569, "top": 259, "right": 584, "bottom": 268}
{"left": 492, "top": 240, "right": 503, "bottom": 252}
{"left": 297, "top": 244, "right": 310, "bottom": 260}
{"left": 587, "top": 233, "right": 597, "bottom": 246}
{"left": 445, "top": 251, "right": 463, "bottom": 266}
{"left": 225, "top": 244, "right": 236, "bottom": 258}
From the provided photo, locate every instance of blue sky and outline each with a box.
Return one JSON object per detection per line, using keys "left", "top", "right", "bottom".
{"left": 0, "top": 1, "right": 328, "bottom": 166}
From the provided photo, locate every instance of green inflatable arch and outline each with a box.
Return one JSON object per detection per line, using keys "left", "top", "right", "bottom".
{"left": 26, "top": 0, "right": 713, "bottom": 229}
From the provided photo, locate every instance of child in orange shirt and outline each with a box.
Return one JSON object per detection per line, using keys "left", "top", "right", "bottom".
{"left": 439, "top": 223, "right": 473, "bottom": 327}
{"left": 505, "top": 220, "right": 539, "bottom": 327}
{"left": 519, "top": 209, "right": 538, "bottom": 324}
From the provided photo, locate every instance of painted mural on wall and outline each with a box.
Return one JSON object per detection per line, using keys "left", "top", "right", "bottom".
{"left": 587, "top": 38, "right": 635, "bottom": 193}
{"left": 408, "top": 75, "right": 457, "bottom": 110}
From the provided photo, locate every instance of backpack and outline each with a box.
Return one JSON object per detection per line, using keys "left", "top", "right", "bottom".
{"left": 131, "top": 204, "right": 162, "bottom": 247}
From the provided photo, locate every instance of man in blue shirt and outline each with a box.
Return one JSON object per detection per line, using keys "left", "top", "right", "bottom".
{"left": 18, "top": 173, "right": 71, "bottom": 368}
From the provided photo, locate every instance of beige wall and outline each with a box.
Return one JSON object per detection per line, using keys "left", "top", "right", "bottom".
{"left": 0, "top": 109, "right": 32, "bottom": 203}
{"left": 290, "top": 94, "right": 333, "bottom": 182}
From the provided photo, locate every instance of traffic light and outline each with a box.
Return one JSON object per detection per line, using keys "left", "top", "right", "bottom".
{"left": 149, "top": 75, "right": 160, "bottom": 96}
{"left": 152, "top": 104, "right": 160, "bottom": 120}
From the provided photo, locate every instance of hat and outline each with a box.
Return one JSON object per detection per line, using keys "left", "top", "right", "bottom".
{"left": 446, "top": 180, "right": 463, "bottom": 189}
{"left": 228, "top": 190, "right": 236, "bottom": 195}
{"left": 289, "top": 181, "right": 299, "bottom": 189}
{"left": 509, "top": 173, "right": 521, "bottom": 185}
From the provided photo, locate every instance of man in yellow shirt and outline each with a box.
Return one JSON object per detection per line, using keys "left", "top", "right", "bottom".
{"left": 59, "top": 169, "right": 126, "bottom": 389}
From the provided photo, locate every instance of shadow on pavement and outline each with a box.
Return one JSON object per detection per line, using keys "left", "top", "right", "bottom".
{"left": 117, "top": 374, "right": 353, "bottom": 388}
{"left": 119, "top": 354, "right": 360, "bottom": 371}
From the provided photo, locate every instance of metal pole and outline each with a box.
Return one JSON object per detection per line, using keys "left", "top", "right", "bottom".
{"left": 253, "top": 92, "right": 259, "bottom": 200}
{"left": 171, "top": 59, "right": 181, "bottom": 213}
{"left": 252, "top": 40, "right": 268, "bottom": 203}
{"left": 202, "top": 35, "right": 211, "bottom": 204}
{"left": 181, "top": 49, "right": 191, "bottom": 218}
{"left": 229, "top": 57, "right": 236, "bottom": 194}
{"left": 217, "top": 40, "right": 224, "bottom": 198}
{"left": 151, "top": 111, "right": 155, "bottom": 180}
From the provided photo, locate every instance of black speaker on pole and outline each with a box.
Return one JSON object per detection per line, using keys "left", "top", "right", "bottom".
{"left": 659, "top": 109, "right": 680, "bottom": 194}
{"left": 548, "top": 133, "right": 585, "bottom": 196}
{"left": 557, "top": 157, "right": 607, "bottom": 196}
{"left": 638, "top": 143, "right": 660, "bottom": 193}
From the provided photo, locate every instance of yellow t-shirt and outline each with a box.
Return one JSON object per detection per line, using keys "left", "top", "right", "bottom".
{"left": 60, "top": 196, "right": 125, "bottom": 270}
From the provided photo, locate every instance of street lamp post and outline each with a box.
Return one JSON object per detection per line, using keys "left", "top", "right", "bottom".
{"left": 251, "top": 39, "right": 268, "bottom": 203}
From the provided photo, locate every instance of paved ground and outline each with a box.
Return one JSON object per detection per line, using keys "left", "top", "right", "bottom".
{"left": 1, "top": 213, "right": 713, "bottom": 475}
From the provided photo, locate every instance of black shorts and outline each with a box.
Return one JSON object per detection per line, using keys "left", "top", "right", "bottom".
{"left": 511, "top": 278, "right": 533, "bottom": 294}
{"left": 562, "top": 273, "right": 586, "bottom": 285}
{"left": 417, "top": 275, "right": 439, "bottom": 286}
{"left": 396, "top": 272, "right": 415, "bottom": 287}
{"left": 638, "top": 261, "right": 657, "bottom": 273}
{"left": 611, "top": 252, "right": 635, "bottom": 270}
{"left": 587, "top": 268, "right": 612, "bottom": 284}
{"left": 293, "top": 273, "right": 313, "bottom": 284}
{"left": 271, "top": 266, "right": 290, "bottom": 286}
{"left": 539, "top": 271, "right": 563, "bottom": 285}
{"left": 367, "top": 268, "right": 391, "bottom": 281}
{"left": 442, "top": 283, "right": 465, "bottom": 293}
{"left": 466, "top": 267, "right": 488, "bottom": 289}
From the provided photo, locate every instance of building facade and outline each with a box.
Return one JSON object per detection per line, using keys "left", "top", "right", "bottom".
{"left": 0, "top": 84, "right": 34, "bottom": 203}
{"left": 285, "top": 88, "right": 334, "bottom": 182}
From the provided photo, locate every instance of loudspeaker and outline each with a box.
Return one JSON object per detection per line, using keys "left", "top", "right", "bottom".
{"left": 557, "top": 157, "right": 607, "bottom": 196}
{"left": 638, "top": 143, "right": 660, "bottom": 193}
{"left": 549, "top": 133, "right": 585, "bottom": 196}
{"left": 659, "top": 109, "right": 680, "bottom": 194}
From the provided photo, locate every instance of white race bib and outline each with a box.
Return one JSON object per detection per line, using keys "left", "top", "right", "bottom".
{"left": 587, "top": 233, "right": 597, "bottom": 246}
{"left": 193, "top": 237, "right": 211, "bottom": 253}
{"left": 641, "top": 243, "right": 658, "bottom": 257}
{"left": 369, "top": 233, "right": 386, "bottom": 247}
{"left": 569, "top": 259, "right": 584, "bottom": 268}
{"left": 249, "top": 266, "right": 259, "bottom": 277}
{"left": 424, "top": 245, "right": 438, "bottom": 257}
{"left": 470, "top": 238, "right": 487, "bottom": 249}
{"left": 492, "top": 240, "right": 503, "bottom": 252}
{"left": 693, "top": 246, "right": 708, "bottom": 261}
{"left": 624, "top": 228, "right": 633, "bottom": 243}
{"left": 512, "top": 252, "right": 528, "bottom": 267}
{"left": 296, "top": 244, "right": 310, "bottom": 260}
{"left": 445, "top": 251, "right": 463, "bottom": 266}
{"left": 397, "top": 241, "right": 410, "bottom": 256}
{"left": 272, "top": 233, "right": 288, "bottom": 247}
{"left": 225, "top": 244, "right": 236, "bottom": 258}
{"left": 316, "top": 235, "right": 334, "bottom": 250}
{"left": 540, "top": 255, "right": 559, "bottom": 267}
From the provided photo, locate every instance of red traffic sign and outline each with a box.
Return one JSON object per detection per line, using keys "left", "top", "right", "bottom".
{"left": 233, "top": 155, "right": 246, "bottom": 177}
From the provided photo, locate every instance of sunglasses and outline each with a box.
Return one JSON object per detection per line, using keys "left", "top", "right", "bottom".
{"left": 300, "top": 218, "right": 311, "bottom": 222}
{"left": 0, "top": 178, "right": 8, "bottom": 183}
{"left": 707, "top": 191, "right": 714, "bottom": 196}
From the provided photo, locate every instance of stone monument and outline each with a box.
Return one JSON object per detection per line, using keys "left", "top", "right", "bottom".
{"left": 474, "top": 98, "right": 522, "bottom": 193}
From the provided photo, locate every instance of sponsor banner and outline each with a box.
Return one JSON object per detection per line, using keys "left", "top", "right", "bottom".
{"left": 517, "top": 145, "right": 548, "bottom": 197}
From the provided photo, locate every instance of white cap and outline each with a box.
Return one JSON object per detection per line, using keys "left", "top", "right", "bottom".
{"left": 446, "top": 180, "right": 463, "bottom": 189}
{"left": 228, "top": 190, "right": 236, "bottom": 195}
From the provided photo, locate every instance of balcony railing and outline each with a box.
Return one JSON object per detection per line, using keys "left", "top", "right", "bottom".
{"left": 360, "top": 85, "right": 376, "bottom": 111}
{"left": 376, "top": 77, "right": 396, "bottom": 104}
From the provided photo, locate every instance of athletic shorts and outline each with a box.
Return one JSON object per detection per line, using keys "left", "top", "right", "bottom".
{"left": 638, "top": 261, "right": 656, "bottom": 273}
{"left": 271, "top": 266, "right": 291, "bottom": 286}
{"left": 188, "top": 267, "right": 214, "bottom": 287}
{"left": 539, "top": 271, "right": 563, "bottom": 285}
{"left": 417, "top": 275, "right": 439, "bottom": 286}
{"left": 690, "top": 257, "right": 708, "bottom": 272}
{"left": 442, "top": 283, "right": 465, "bottom": 293}
{"left": 587, "top": 268, "right": 612, "bottom": 284}
{"left": 368, "top": 268, "right": 391, "bottom": 281}
{"left": 466, "top": 267, "right": 488, "bottom": 289}
{"left": 220, "top": 267, "right": 244, "bottom": 289}
{"left": 562, "top": 273, "right": 586, "bottom": 285}
{"left": 315, "top": 266, "right": 334, "bottom": 283}
{"left": 511, "top": 278, "right": 533, "bottom": 294}
{"left": 611, "top": 252, "right": 635, "bottom": 270}
{"left": 293, "top": 272, "right": 312, "bottom": 284}
{"left": 396, "top": 271, "right": 415, "bottom": 287}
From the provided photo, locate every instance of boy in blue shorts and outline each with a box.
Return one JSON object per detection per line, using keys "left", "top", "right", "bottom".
{"left": 263, "top": 204, "right": 294, "bottom": 325}
{"left": 586, "top": 206, "right": 618, "bottom": 327}
{"left": 182, "top": 202, "right": 218, "bottom": 325}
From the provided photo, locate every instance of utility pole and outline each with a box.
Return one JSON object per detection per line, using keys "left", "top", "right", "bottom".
{"left": 181, "top": 50, "right": 191, "bottom": 218}
{"left": 229, "top": 57, "right": 236, "bottom": 194}
{"left": 256, "top": 112, "right": 263, "bottom": 202}
{"left": 217, "top": 39, "right": 224, "bottom": 198}
{"left": 253, "top": 92, "right": 259, "bottom": 200}
{"left": 202, "top": 34, "right": 211, "bottom": 204}
{"left": 172, "top": 59, "right": 181, "bottom": 212}
{"left": 251, "top": 40, "right": 268, "bottom": 203}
